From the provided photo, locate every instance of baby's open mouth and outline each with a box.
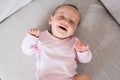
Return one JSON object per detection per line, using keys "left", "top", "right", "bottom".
{"left": 59, "top": 26, "right": 67, "bottom": 31}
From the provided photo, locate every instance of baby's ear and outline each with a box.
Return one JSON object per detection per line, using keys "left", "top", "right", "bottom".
{"left": 48, "top": 15, "right": 53, "bottom": 25}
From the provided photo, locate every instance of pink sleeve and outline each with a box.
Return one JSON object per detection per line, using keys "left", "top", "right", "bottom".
{"left": 21, "top": 33, "right": 39, "bottom": 56}
{"left": 76, "top": 50, "right": 92, "bottom": 63}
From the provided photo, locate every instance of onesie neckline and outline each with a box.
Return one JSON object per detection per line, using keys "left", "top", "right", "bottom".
{"left": 45, "top": 30, "right": 72, "bottom": 41}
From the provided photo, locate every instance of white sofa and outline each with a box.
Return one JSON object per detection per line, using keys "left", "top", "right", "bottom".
{"left": 0, "top": 0, "right": 120, "bottom": 80}
{"left": 0, "top": 0, "right": 32, "bottom": 23}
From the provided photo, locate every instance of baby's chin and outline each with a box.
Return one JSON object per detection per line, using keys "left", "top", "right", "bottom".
{"left": 52, "top": 33, "right": 72, "bottom": 40}
{"left": 51, "top": 29, "right": 74, "bottom": 39}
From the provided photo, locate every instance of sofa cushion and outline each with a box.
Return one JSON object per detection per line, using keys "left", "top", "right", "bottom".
{"left": 76, "top": 4, "right": 120, "bottom": 80}
{"left": 99, "top": 0, "right": 120, "bottom": 26}
{"left": 0, "top": 0, "right": 32, "bottom": 23}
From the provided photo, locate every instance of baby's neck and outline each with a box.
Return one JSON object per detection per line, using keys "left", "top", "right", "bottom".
{"left": 48, "top": 30, "right": 72, "bottom": 40}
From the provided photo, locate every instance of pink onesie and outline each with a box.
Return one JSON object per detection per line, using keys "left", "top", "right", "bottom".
{"left": 22, "top": 30, "right": 92, "bottom": 80}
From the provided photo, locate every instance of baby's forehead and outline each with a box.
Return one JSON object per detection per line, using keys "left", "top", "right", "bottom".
{"left": 55, "top": 6, "right": 80, "bottom": 16}
{"left": 57, "top": 6, "right": 80, "bottom": 19}
{"left": 56, "top": 5, "right": 79, "bottom": 13}
{"left": 53, "top": 5, "right": 81, "bottom": 25}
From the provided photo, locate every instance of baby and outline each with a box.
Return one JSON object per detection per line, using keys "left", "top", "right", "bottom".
{"left": 22, "top": 4, "right": 92, "bottom": 80}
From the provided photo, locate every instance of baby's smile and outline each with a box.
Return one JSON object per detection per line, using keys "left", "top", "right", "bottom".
{"left": 57, "top": 25, "right": 68, "bottom": 34}
{"left": 59, "top": 26, "right": 67, "bottom": 31}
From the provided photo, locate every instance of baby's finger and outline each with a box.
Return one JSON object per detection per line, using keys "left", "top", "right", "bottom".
{"left": 81, "top": 45, "right": 89, "bottom": 51}
{"left": 75, "top": 37, "right": 80, "bottom": 42}
{"left": 34, "top": 29, "right": 39, "bottom": 37}
{"left": 28, "top": 29, "right": 33, "bottom": 34}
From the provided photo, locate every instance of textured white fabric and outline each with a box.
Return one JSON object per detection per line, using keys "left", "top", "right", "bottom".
{"left": 0, "top": 0, "right": 32, "bottom": 22}
{"left": 100, "top": 0, "right": 120, "bottom": 25}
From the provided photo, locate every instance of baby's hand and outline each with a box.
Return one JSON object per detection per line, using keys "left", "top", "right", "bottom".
{"left": 74, "top": 38, "right": 89, "bottom": 52}
{"left": 28, "top": 28, "right": 40, "bottom": 38}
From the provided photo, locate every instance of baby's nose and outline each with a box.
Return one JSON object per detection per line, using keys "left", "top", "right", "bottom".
{"left": 63, "top": 19, "right": 69, "bottom": 25}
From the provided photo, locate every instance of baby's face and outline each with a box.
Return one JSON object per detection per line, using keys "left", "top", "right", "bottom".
{"left": 49, "top": 5, "right": 80, "bottom": 39}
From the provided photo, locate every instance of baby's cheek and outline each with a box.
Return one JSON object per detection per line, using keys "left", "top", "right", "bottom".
{"left": 70, "top": 28, "right": 76, "bottom": 35}
{"left": 68, "top": 31, "right": 74, "bottom": 36}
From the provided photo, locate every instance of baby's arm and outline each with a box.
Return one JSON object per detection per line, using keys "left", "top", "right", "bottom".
{"left": 74, "top": 38, "right": 92, "bottom": 63}
{"left": 21, "top": 28, "right": 40, "bottom": 56}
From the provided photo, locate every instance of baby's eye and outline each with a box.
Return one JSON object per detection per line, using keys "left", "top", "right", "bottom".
{"left": 59, "top": 16, "right": 64, "bottom": 19}
{"left": 70, "top": 20, "right": 75, "bottom": 25}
